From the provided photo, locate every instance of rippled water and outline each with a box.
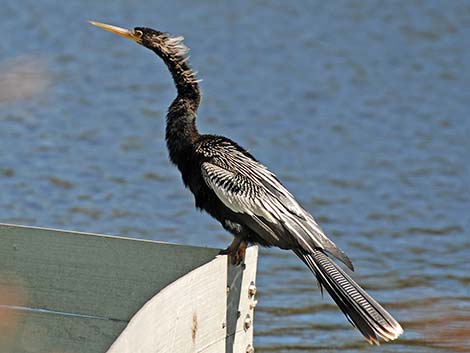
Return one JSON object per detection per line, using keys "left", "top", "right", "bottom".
{"left": 1, "top": 1, "right": 469, "bottom": 352}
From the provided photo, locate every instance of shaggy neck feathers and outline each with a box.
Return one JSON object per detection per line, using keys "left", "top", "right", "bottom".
{"left": 147, "top": 34, "right": 201, "bottom": 167}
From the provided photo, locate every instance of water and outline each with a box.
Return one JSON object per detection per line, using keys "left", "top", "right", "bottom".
{"left": 1, "top": 1, "right": 469, "bottom": 351}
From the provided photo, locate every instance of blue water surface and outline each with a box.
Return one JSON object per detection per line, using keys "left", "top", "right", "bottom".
{"left": 1, "top": 1, "right": 469, "bottom": 352}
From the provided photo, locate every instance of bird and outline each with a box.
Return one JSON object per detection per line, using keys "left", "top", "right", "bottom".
{"left": 89, "top": 21, "right": 403, "bottom": 345}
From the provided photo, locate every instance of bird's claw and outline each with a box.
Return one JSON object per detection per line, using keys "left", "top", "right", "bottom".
{"left": 220, "top": 239, "right": 247, "bottom": 266}
{"left": 219, "top": 247, "right": 231, "bottom": 255}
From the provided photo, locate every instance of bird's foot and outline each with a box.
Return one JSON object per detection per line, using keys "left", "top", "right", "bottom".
{"left": 231, "top": 241, "right": 247, "bottom": 266}
{"left": 220, "top": 238, "right": 247, "bottom": 266}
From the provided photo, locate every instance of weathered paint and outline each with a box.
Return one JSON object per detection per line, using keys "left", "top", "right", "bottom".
{"left": 0, "top": 223, "right": 258, "bottom": 353}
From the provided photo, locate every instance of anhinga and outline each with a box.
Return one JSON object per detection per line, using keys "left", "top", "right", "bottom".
{"left": 90, "top": 21, "right": 403, "bottom": 345}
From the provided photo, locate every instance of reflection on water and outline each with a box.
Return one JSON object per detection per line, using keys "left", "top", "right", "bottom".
{"left": 0, "top": 1, "right": 469, "bottom": 352}
{"left": 0, "top": 56, "right": 50, "bottom": 103}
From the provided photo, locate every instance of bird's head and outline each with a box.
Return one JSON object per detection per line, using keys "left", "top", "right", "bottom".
{"left": 89, "top": 21, "right": 189, "bottom": 62}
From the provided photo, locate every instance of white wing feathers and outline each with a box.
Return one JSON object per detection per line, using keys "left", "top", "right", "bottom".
{"left": 200, "top": 150, "right": 353, "bottom": 269}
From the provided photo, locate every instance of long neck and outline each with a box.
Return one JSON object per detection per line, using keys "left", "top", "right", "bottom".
{"left": 151, "top": 39, "right": 201, "bottom": 168}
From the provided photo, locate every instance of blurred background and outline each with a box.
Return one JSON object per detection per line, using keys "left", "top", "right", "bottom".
{"left": 1, "top": 0, "right": 469, "bottom": 352}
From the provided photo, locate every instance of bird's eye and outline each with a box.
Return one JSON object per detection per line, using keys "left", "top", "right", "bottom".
{"left": 134, "top": 29, "right": 143, "bottom": 38}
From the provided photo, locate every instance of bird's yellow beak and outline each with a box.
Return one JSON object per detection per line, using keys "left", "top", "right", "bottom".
{"left": 89, "top": 21, "right": 142, "bottom": 43}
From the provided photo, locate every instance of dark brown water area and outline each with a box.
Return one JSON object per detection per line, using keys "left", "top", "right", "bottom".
{"left": 1, "top": 1, "right": 469, "bottom": 352}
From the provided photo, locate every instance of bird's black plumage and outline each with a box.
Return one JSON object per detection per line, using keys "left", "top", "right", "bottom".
{"left": 91, "top": 22, "right": 403, "bottom": 345}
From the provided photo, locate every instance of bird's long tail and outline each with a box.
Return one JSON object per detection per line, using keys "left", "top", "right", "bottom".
{"left": 296, "top": 249, "right": 403, "bottom": 345}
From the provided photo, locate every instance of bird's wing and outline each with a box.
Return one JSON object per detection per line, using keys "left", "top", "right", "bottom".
{"left": 200, "top": 151, "right": 353, "bottom": 269}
